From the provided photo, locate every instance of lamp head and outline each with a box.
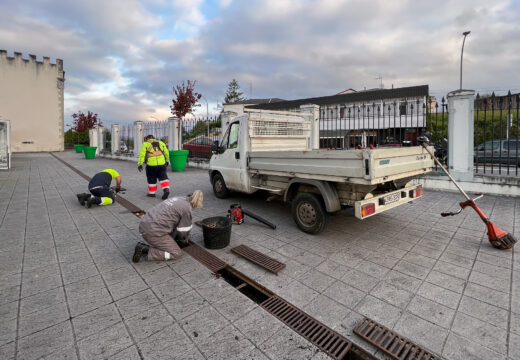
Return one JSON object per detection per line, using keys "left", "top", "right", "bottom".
{"left": 463, "top": 31, "right": 471, "bottom": 36}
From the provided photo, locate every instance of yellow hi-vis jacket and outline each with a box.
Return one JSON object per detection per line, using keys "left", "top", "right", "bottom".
{"left": 138, "top": 139, "right": 170, "bottom": 166}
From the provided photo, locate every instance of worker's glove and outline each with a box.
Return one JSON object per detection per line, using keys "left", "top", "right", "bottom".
{"left": 174, "top": 232, "right": 190, "bottom": 246}
{"left": 115, "top": 186, "right": 121, "bottom": 193}
{"left": 138, "top": 165, "right": 143, "bottom": 172}
{"left": 165, "top": 161, "right": 169, "bottom": 167}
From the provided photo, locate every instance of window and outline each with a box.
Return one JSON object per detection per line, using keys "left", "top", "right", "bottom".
{"left": 399, "top": 102, "right": 407, "bottom": 116}
{"left": 228, "top": 123, "right": 239, "bottom": 149}
{"left": 201, "top": 138, "right": 212, "bottom": 146}
{"left": 191, "top": 138, "right": 202, "bottom": 145}
{"left": 480, "top": 140, "right": 500, "bottom": 150}
{"left": 506, "top": 140, "right": 519, "bottom": 151}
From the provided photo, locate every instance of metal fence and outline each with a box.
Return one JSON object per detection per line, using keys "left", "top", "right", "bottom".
{"left": 143, "top": 121, "right": 169, "bottom": 146}
{"left": 181, "top": 117, "right": 221, "bottom": 158}
{"left": 474, "top": 91, "right": 520, "bottom": 177}
{"left": 120, "top": 124, "right": 134, "bottom": 155}
{"left": 318, "top": 99, "right": 427, "bottom": 149}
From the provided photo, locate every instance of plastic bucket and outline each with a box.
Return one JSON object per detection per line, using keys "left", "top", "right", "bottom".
{"left": 83, "top": 146, "right": 97, "bottom": 159}
{"left": 201, "top": 216, "right": 232, "bottom": 249}
{"left": 169, "top": 150, "right": 189, "bottom": 171}
{"left": 74, "top": 144, "right": 85, "bottom": 153}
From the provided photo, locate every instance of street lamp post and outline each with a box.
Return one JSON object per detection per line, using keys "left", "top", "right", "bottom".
{"left": 460, "top": 31, "right": 471, "bottom": 90}
{"left": 200, "top": 95, "right": 209, "bottom": 137}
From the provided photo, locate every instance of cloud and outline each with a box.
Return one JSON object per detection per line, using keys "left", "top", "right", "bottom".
{"left": 1, "top": 0, "right": 519, "bottom": 124}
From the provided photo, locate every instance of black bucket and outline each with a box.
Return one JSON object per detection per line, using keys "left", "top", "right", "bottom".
{"left": 201, "top": 216, "right": 232, "bottom": 249}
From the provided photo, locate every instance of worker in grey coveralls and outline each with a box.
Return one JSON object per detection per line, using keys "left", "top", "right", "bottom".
{"left": 132, "top": 190, "right": 203, "bottom": 262}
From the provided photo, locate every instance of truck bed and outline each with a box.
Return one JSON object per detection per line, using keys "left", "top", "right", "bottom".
{"left": 248, "top": 146, "right": 434, "bottom": 185}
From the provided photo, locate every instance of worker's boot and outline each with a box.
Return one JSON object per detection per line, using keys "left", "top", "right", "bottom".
{"left": 132, "top": 242, "right": 150, "bottom": 263}
{"left": 162, "top": 188, "right": 170, "bottom": 200}
{"left": 147, "top": 193, "right": 156, "bottom": 198}
{"left": 77, "top": 193, "right": 89, "bottom": 206}
{"left": 86, "top": 196, "right": 96, "bottom": 208}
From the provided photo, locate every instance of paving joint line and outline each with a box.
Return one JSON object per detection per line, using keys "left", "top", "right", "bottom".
{"left": 13, "top": 158, "right": 30, "bottom": 360}
{"left": 39, "top": 162, "right": 82, "bottom": 360}
{"left": 47, "top": 157, "right": 147, "bottom": 360}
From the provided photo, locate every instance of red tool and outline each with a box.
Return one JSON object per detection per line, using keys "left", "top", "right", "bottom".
{"left": 421, "top": 142, "right": 516, "bottom": 250}
{"left": 228, "top": 204, "right": 277, "bottom": 229}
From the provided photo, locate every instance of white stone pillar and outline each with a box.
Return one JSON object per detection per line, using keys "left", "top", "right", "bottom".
{"left": 168, "top": 117, "right": 181, "bottom": 150}
{"left": 447, "top": 89, "right": 475, "bottom": 181}
{"left": 300, "top": 104, "right": 320, "bottom": 150}
{"left": 97, "top": 126, "right": 104, "bottom": 155}
{"left": 89, "top": 128, "right": 98, "bottom": 149}
{"left": 134, "top": 121, "right": 144, "bottom": 158}
{"left": 111, "top": 124, "right": 120, "bottom": 155}
{"left": 168, "top": 116, "right": 180, "bottom": 150}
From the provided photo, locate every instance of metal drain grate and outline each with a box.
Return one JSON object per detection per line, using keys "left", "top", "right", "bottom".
{"left": 183, "top": 243, "right": 227, "bottom": 272}
{"left": 261, "top": 296, "right": 352, "bottom": 359}
{"left": 353, "top": 317, "right": 441, "bottom": 360}
{"left": 50, "top": 152, "right": 91, "bottom": 181}
{"left": 231, "top": 244, "right": 286, "bottom": 274}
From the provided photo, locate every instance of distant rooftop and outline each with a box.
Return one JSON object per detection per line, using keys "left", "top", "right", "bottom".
{"left": 247, "top": 85, "right": 429, "bottom": 110}
{"left": 224, "top": 98, "right": 285, "bottom": 105}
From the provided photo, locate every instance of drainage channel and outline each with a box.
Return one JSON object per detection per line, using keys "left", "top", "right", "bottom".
{"left": 50, "top": 153, "right": 376, "bottom": 360}
{"left": 181, "top": 241, "right": 377, "bottom": 360}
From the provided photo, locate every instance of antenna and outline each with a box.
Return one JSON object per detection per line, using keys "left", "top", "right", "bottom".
{"left": 375, "top": 76, "right": 383, "bottom": 89}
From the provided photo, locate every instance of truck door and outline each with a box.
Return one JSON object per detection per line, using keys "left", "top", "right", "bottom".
{"left": 214, "top": 121, "right": 242, "bottom": 190}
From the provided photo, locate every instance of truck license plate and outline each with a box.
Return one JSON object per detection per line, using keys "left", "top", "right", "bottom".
{"left": 383, "top": 193, "right": 400, "bottom": 205}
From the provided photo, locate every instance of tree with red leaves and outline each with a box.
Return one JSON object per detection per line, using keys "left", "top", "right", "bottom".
{"left": 170, "top": 80, "right": 202, "bottom": 118}
{"left": 71, "top": 111, "right": 102, "bottom": 132}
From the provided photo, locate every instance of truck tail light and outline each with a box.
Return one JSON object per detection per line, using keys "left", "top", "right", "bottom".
{"left": 361, "top": 203, "right": 376, "bottom": 217}
{"left": 409, "top": 187, "right": 423, "bottom": 198}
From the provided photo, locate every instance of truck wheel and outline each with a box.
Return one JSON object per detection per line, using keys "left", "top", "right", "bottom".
{"left": 212, "top": 173, "right": 230, "bottom": 199}
{"left": 291, "top": 193, "right": 329, "bottom": 234}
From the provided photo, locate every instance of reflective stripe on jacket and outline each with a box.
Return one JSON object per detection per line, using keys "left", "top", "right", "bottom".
{"left": 138, "top": 139, "right": 169, "bottom": 166}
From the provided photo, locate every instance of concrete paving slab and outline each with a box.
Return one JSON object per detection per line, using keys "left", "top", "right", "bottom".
{"left": 2, "top": 152, "right": 520, "bottom": 359}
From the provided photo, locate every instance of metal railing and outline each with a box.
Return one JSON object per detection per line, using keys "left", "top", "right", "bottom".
{"left": 143, "top": 120, "right": 169, "bottom": 146}
{"left": 181, "top": 117, "right": 221, "bottom": 158}
{"left": 474, "top": 91, "right": 520, "bottom": 177}
{"left": 120, "top": 124, "right": 134, "bottom": 155}
{"left": 318, "top": 100, "right": 427, "bottom": 149}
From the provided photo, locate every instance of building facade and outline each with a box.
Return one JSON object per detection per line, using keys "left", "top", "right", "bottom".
{"left": 248, "top": 85, "right": 428, "bottom": 148}
{"left": 0, "top": 50, "right": 65, "bottom": 152}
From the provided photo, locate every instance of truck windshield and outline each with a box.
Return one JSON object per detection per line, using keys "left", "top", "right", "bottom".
{"left": 228, "top": 123, "right": 239, "bottom": 149}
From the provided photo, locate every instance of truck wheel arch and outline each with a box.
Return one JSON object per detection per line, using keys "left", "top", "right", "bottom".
{"left": 284, "top": 179, "right": 341, "bottom": 213}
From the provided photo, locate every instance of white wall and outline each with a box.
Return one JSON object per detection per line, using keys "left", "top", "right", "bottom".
{"left": 0, "top": 51, "right": 65, "bottom": 152}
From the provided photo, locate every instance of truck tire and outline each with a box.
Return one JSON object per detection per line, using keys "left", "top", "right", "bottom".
{"left": 291, "top": 193, "right": 329, "bottom": 234}
{"left": 212, "top": 173, "right": 230, "bottom": 199}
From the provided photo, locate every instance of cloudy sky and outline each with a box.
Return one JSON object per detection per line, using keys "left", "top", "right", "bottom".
{"left": 1, "top": 0, "right": 519, "bottom": 125}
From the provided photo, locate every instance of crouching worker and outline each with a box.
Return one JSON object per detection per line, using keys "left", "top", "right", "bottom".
{"left": 133, "top": 190, "right": 203, "bottom": 263}
{"left": 76, "top": 169, "right": 122, "bottom": 208}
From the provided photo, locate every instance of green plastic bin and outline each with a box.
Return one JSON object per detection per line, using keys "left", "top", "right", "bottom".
{"left": 83, "top": 146, "right": 97, "bottom": 159}
{"left": 169, "top": 150, "right": 189, "bottom": 171}
{"left": 74, "top": 144, "right": 85, "bottom": 153}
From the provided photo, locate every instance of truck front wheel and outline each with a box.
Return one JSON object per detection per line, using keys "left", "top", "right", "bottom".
{"left": 291, "top": 193, "right": 329, "bottom": 234}
{"left": 212, "top": 173, "right": 230, "bottom": 199}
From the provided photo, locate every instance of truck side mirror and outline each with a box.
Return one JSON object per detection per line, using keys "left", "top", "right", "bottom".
{"left": 211, "top": 141, "right": 220, "bottom": 154}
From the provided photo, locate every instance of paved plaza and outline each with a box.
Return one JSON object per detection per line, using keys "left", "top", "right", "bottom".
{"left": 1, "top": 152, "right": 520, "bottom": 360}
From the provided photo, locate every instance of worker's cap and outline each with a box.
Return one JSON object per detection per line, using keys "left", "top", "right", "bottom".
{"left": 188, "top": 190, "right": 203, "bottom": 209}
{"left": 144, "top": 134, "right": 154, "bottom": 140}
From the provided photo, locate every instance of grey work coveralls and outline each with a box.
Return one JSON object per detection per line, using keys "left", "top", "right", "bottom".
{"left": 139, "top": 197, "right": 192, "bottom": 261}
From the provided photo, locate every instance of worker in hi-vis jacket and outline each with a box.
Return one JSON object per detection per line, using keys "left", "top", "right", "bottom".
{"left": 132, "top": 191, "right": 203, "bottom": 263}
{"left": 76, "top": 168, "right": 122, "bottom": 208}
{"left": 137, "top": 135, "right": 170, "bottom": 199}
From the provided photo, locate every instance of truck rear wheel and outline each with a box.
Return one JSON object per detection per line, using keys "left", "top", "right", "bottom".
{"left": 291, "top": 193, "right": 329, "bottom": 234}
{"left": 212, "top": 173, "right": 230, "bottom": 199}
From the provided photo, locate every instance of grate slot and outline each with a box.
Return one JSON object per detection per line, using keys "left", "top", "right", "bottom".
{"left": 231, "top": 244, "right": 286, "bottom": 274}
{"left": 183, "top": 243, "right": 227, "bottom": 272}
{"left": 354, "top": 317, "right": 441, "bottom": 360}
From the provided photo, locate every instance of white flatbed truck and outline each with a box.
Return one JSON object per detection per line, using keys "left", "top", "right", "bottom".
{"left": 209, "top": 109, "right": 433, "bottom": 234}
